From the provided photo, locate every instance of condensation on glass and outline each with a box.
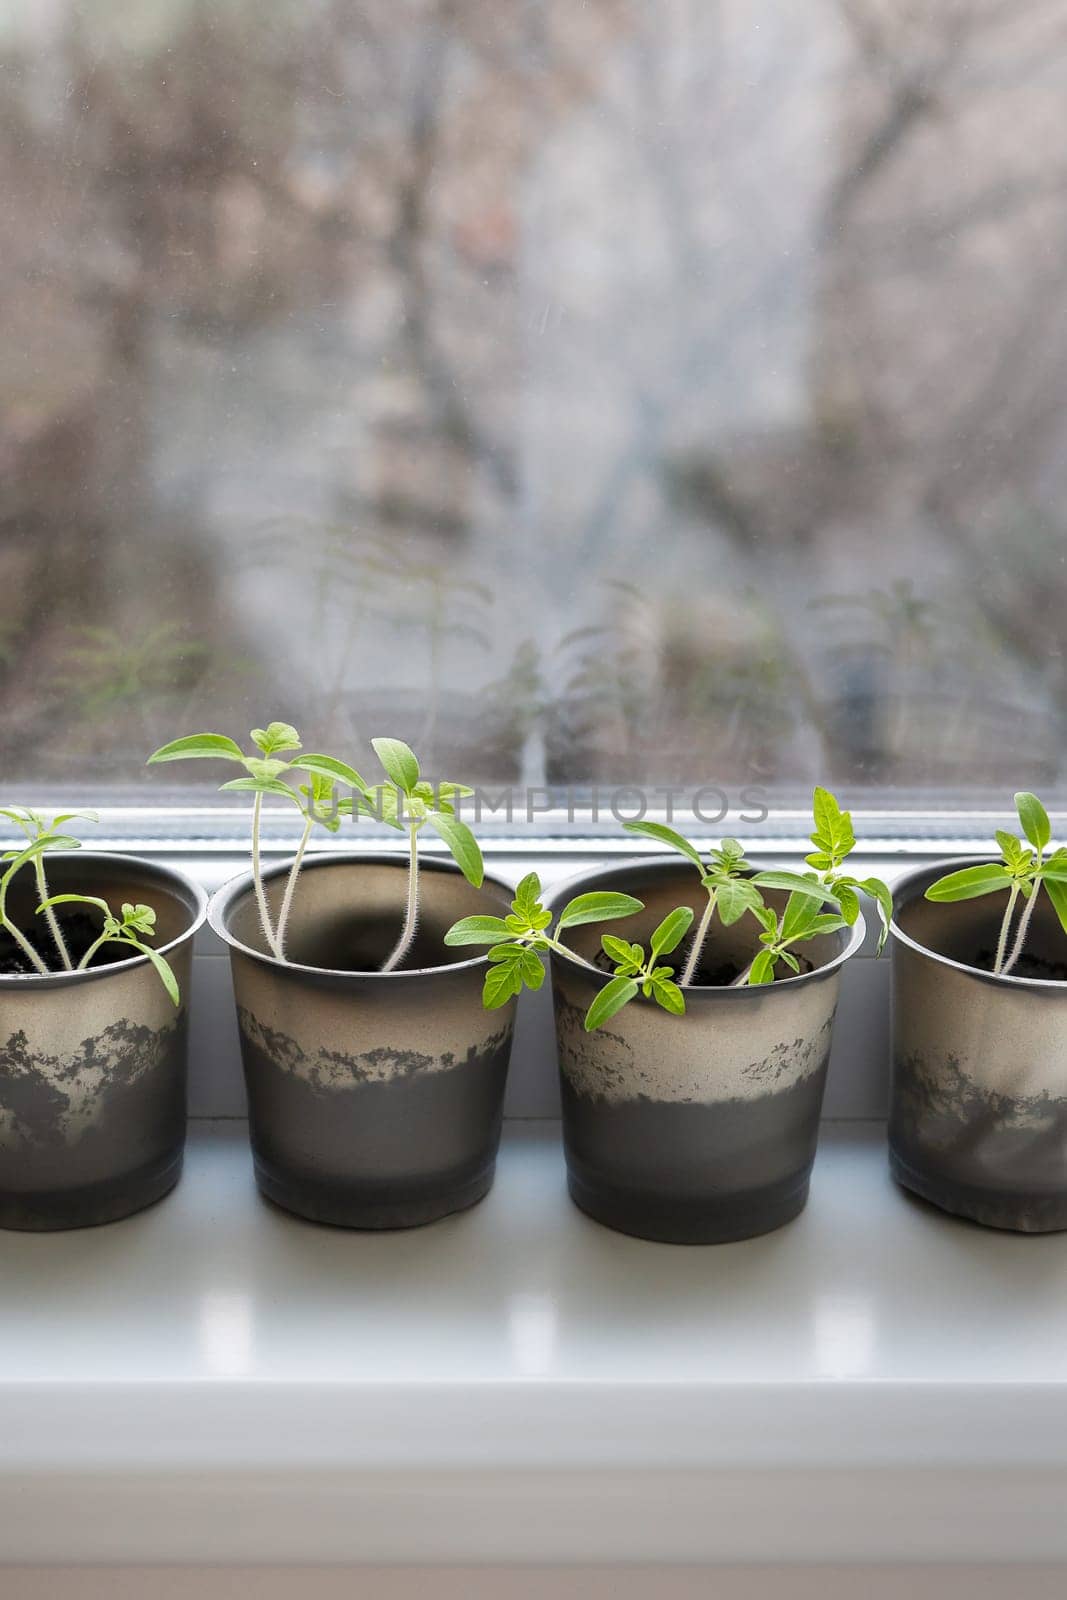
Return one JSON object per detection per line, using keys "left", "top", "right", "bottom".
{"left": 1, "top": 1, "right": 1064, "bottom": 807}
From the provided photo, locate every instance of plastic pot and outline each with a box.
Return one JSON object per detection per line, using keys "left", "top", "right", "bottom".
{"left": 890, "top": 858, "right": 1067, "bottom": 1232}
{"left": 0, "top": 853, "right": 206, "bottom": 1231}
{"left": 548, "top": 858, "right": 864, "bottom": 1244}
{"left": 209, "top": 853, "right": 517, "bottom": 1229}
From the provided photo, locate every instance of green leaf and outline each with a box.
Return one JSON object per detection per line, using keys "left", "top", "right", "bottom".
{"left": 557, "top": 892, "right": 644, "bottom": 930}
{"left": 584, "top": 974, "right": 640, "bottom": 1032}
{"left": 519, "top": 948, "right": 545, "bottom": 987}
{"left": 136, "top": 942, "right": 181, "bottom": 1008}
{"left": 807, "top": 914, "right": 849, "bottom": 935}
{"left": 513, "top": 872, "right": 542, "bottom": 916}
{"left": 1015, "top": 792, "right": 1051, "bottom": 852}
{"left": 780, "top": 950, "right": 801, "bottom": 974}
{"left": 36, "top": 893, "right": 110, "bottom": 917}
{"left": 483, "top": 960, "right": 522, "bottom": 1010}
{"left": 651, "top": 977, "right": 685, "bottom": 1015}
{"left": 748, "top": 950, "right": 776, "bottom": 985}
{"left": 426, "top": 811, "right": 484, "bottom": 888}
{"left": 781, "top": 890, "right": 821, "bottom": 942}
{"left": 925, "top": 864, "right": 1014, "bottom": 902}
{"left": 251, "top": 722, "right": 302, "bottom": 756}
{"left": 290, "top": 755, "right": 367, "bottom": 792}
{"left": 372, "top": 737, "right": 420, "bottom": 794}
{"left": 444, "top": 915, "right": 513, "bottom": 947}
{"left": 649, "top": 905, "right": 695, "bottom": 958}
{"left": 831, "top": 881, "right": 860, "bottom": 924}
{"left": 1043, "top": 877, "right": 1067, "bottom": 938}
{"left": 601, "top": 934, "right": 636, "bottom": 964}
{"left": 812, "top": 786, "right": 855, "bottom": 859}
{"left": 715, "top": 878, "right": 763, "bottom": 926}
{"left": 856, "top": 876, "right": 894, "bottom": 954}
{"left": 147, "top": 733, "right": 245, "bottom": 765}
{"left": 622, "top": 820, "right": 704, "bottom": 871}
{"left": 752, "top": 871, "right": 839, "bottom": 905}
{"left": 219, "top": 776, "right": 297, "bottom": 801}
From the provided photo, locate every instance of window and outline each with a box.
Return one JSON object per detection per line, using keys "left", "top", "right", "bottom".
{"left": 2, "top": 2, "right": 1063, "bottom": 827}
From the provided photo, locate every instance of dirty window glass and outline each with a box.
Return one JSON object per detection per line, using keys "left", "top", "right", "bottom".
{"left": 1, "top": 1, "right": 1064, "bottom": 814}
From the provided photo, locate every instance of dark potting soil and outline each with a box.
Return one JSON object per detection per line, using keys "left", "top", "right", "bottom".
{"left": 971, "top": 946, "right": 1067, "bottom": 981}
{"left": 0, "top": 910, "right": 121, "bottom": 977}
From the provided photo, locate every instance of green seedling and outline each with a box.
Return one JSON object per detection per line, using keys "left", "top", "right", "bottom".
{"left": 925, "top": 791, "right": 1067, "bottom": 977}
{"left": 0, "top": 808, "right": 90, "bottom": 975}
{"left": 587, "top": 906, "right": 693, "bottom": 1031}
{"left": 147, "top": 722, "right": 367, "bottom": 962}
{"left": 34, "top": 895, "right": 180, "bottom": 1007}
{"left": 443, "top": 871, "right": 644, "bottom": 1023}
{"left": 751, "top": 787, "right": 893, "bottom": 955}
{"left": 342, "top": 737, "right": 485, "bottom": 972}
{"left": 742, "top": 895, "right": 849, "bottom": 986}
{"left": 622, "top": 825, "right": 766, "bottom": 985}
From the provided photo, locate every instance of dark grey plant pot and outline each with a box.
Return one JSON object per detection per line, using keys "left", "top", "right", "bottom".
{"left": 209, "top": 854, "right": 518, "bottom": 1229}
{"left": 889, "top": 859, "right": 1067, "bottom": 1232}
{"left": 0, "top": 853, "right": 206, "bottom": 1231}
{"left": 548, "top": 858, "right": 864, "bottom": 1244}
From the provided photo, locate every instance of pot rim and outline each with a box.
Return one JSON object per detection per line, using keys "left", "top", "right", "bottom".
{"left": 208, "top": 850, "right": 512, "bottom": 979}
{"left": 0, "top": 851, "right": 208, "bottom": 992}
{"left": 545, "top": 854, "right": 866, "bottom": 998}
{"left": 890, "top": 855, "right": 1067, "bottom": 990}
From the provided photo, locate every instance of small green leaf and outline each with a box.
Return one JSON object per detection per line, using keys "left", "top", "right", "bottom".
{"left": 444, "top": 915, "right": 513, "bottom": 947}
{"left": 601, "top": 934, "right": 636, "bottom": 964}
{"left": 519, "top": 948, "right": 545, "bottom": 987}
{"left": 513, "top": 872, "right": 542, "bottom": 916}
{"left": 1043, "top": 877, "right": 1067, "bottom": 938}
{"left": 715, "top": 878, "right": 763, "bottom": 926}
{"left": 251, "top": 722, "right": 302, "bottom": 756}
{"left": 557, "top": 892, "right": 644, "bottom": 930}
{"left": 290, "top": 755, "right": 367, "bottom": 791}
{"left": 748, "top": 950, "right": 776, "bottom": 985}
{"left": 584, "top": 974, "right": 640, "bottom": 1032}
{"left": 781, "top": 890, "right": 821, "bottom": 941}
{"left": 483, "top": 960, "right": 522, "bottom": 1010}
{"left": 752, "top": 871, "right": 839, "bottom": 905}
{"left": 622, "top": 820, "right": 704, "bottom": 871}
{"left": 1015, "top": 792, "right": 1051, "bottom": 852}
{"left": 37, "top": 892, "right": 110, "bottom": 917}
{"left": 649, "top": 905, "right": 695, "bottom": 958}
{"left": 137, "top": 943, "right": 181, "bottom": 1008}
{"left": 147, "top": 733, "right": 245, "bottom": 764}
{"left": 651, "top": 977, "right": 685, "bottom": 1015}
{"left": 219, "top": 776, "right": 297, "bottom": 801}
{"left": 425, "top": 811, "right": 484, "bottom": 888}
{"left": 372, "top": 737, "right": 420, "bottom": 794}
{"left": 856, "top": 876, "right": 894, "bottom": 954}
{"left": 925, "top": 864, "right": 1014, "bottom": 902}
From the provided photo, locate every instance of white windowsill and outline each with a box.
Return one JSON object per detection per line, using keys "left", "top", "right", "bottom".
{"left": 3, "top": 1120, "right": 1067, "bottom": 1568}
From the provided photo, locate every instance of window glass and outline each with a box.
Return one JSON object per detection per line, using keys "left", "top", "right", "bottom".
{"left": 2, "top": 1, "right": 1063, "bottom": 810}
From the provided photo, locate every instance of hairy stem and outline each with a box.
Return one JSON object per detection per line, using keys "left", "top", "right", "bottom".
{"left": 77, "top": 933, "right": 111, "bottom": 972}
{"left": 680, "top": 891, "right": 717, "bottom": 988}
{"left": 35, "top": 857, "right": 73, "bottom": 971}
{"left": 382, "top": 822, "right": 420, "bottom": 973}
{"left": 274, "top": 814, "right": 313, "bottom": 960}
{"left": 993, "top": 883, "right": 1021, "bottom": 976}
{"left": 1001, "top": 883, "right": 1040, "bottom": 977}
{"left": 252, "top": 792, "right": 281, "bottom": 961}
{"left": 3, "top": 915, "right": 50, "bottom": 976}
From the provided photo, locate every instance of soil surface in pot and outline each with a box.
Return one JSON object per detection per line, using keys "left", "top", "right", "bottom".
{"left": 0, "top": 911, "right": 125, "bottom": 977}
{"left": 966, "top": 945, "right": 1067, "bottom": 981}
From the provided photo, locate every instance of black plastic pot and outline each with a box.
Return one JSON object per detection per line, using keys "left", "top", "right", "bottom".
{"left": 548, "top": 858, "right": 864, "bottom": 1244}
{"left": 0, "top": 853, "right": 206, "bottom": 1231}
{"left": 890, "top": 859, "right": 1067, "bottom": 1232}
{"left": 209, "top": 853, "right": 518, "bottom": 1229}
